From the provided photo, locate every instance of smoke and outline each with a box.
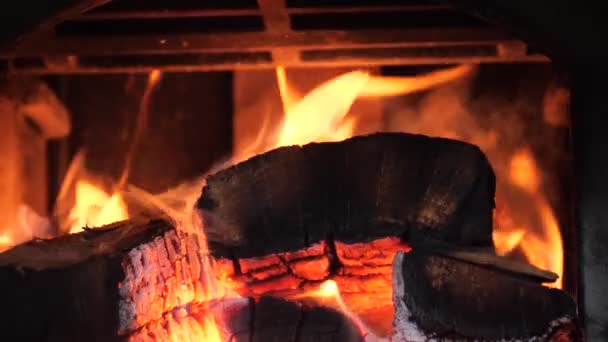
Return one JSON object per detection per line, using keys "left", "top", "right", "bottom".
{"left": 382, "top": 65, "right": 568, "bottom": 267}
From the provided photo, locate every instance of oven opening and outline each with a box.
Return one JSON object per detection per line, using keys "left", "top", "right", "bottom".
{"left": 0, "top": 1, "right": 593, "bottom": 341}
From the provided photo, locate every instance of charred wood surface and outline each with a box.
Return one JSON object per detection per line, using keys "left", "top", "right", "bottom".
{"left": 199, "top": 133, "right": 496, "bottom": 259}
{"left": 128, "top": 296, "right": 364, "bottom": 342}
{"left": 0, "top": 219, "right": 208, "bottom": 341}
{"left": 392, "top": 250, "right": 580, "bottom": 341}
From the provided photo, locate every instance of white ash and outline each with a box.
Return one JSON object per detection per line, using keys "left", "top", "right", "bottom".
{"left": 117, "top": 229, "right": 206, "bottom": 334}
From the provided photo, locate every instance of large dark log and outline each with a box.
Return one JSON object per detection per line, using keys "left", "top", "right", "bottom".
{"left": 392, "top": 250, "right": 580, "bottom": 341}
{"left": 0, "top": 219, "right": 210, "bottom": 341}
{"left": 199, "top": 132, "right": 496, "bottom": 259}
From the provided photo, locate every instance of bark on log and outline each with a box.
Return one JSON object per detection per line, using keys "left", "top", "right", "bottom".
{"left": 392, "top": 250, "right": 581, "bottom": 341}
{"left": 199, "top": 132, "right": 496, "bottom": 259}
{"left": 0, "top": 219, "right": 211, "bottom": 341}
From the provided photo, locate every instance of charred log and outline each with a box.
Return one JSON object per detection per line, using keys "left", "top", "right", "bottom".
{"left": 199, "top": 132, "right": 496, "bottom": 259}
{"left": 392, "top": 250, "right": 580, "bottom": 341}
{"left": 0, "top": 219, "right": 210, "bottom": 341}
{"left": 129, "top": 296, "right": 364, "bottom": 342}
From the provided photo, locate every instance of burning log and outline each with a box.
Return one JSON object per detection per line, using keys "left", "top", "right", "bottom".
{"left": 0, "top": 219, "right": 211, "bottom": 341}
{"left": 199, "top": 132, "right": 496, "bottom": 258}
{"left": 392, "top": 250, "right": 581, "bottom": 341}
{"left": 198, "top": 132, "right": 497, "bottom": 333}
{"left": 0, "top": 132, "right": 578, "bottom": 341}
{"left": 129, "top": 296, "right": 363, "bottom": 342}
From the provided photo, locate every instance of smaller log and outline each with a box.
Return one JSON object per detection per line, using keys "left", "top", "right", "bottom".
{"left": 0, "top": 219, "right": 211, "bottom": 341}
{"left": 392, "top": 250, "right": 581, "bottom": 341}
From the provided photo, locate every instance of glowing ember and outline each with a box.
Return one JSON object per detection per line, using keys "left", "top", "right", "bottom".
{"left": 319, "top": 279, "right": 340, "bottom": 298}
{"left": 0, "top": 63, "right": 567, "bottom": 339}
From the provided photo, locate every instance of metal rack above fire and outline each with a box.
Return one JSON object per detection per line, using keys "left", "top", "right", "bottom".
{"left": 0, "top": 0, "right": 546, "bottom": 74}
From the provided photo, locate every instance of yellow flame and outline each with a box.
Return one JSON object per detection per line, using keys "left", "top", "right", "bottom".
{"left": 360, "top": 64, "right": 473, "bottom": 97}
{"left": 198, "top": 317, "right": 222, "bottom": 342}
{"left": 266, "top": 65, "right": 564, "bottom": 289}
{"left": 273, "top": 64, "right": 475, "bottom": 150}
{"left": 276, "top": 70, "right": 369, "bottom": 147}
{"left": 67, "top": 181, "right": 128, "bottom": 233}
{"left": 493, "top": 229, "right": 525, "bottom": 255}
{"left": 318, "top": 279, "right": 340, "bottom": 298}
{"left": 0, "top": 234, "right": 12, "bottom": 251}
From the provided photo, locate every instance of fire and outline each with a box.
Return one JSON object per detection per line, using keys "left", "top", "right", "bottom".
{"left": 498, "top": 148, "right": 563, "bottom": 288}
{"left": 521, "top": 200, "right": 563, "bottom": 288}
{"left": 241, "top": 65, "right": 564, "bottom": 289}
{"left": 290, "top": 280, "right": 378, "bottom": 340}
{"left": 0, "top": 64, "right": 566, "bottom": 339}
{"left": 275, "top": 65, "right": 474, "bottom": 149}
{"left": 66, "top": 181, "right": 128, "bottom": 233}
{"left": 197, "top": 317, "right": 222, "bottom": 342}
{"left": 509, "top": 149, "right": 541, "bottom": 192}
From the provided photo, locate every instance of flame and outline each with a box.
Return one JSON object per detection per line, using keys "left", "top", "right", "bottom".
{"left": 509, "top": 149, "right": 541, "bottom": 193}
{"left": 66, "top": 181, "right": 128, "bottom": 233}
{"left": 276, "top": 69, "right": 369, "bottom": 147}
{"left": 493, "top": 228, "right": 525, "bottom": 255}
{"left": 0, "top": 205, "right": 53, "bottom": 252}
{"left": 289, "top": 280, "right": 379, "bottom": 340}
{"left": 233, "top": 64, "right": 474, "bottom": 162}
{"left": 494, "top": 148, "right": 563, "bottom": 288}
{"left": 236, "top": 65, "right": 564, "bottom": 289}
{"left": 521, "top": 200, "right": 563, "bottom": 288}
{"left": 197, "top": 317, "right": 222, "bottom": 342}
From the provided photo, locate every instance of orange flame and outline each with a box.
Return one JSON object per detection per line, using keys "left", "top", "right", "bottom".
{"left": 237, "top": 65, "right": 564, "bottom": 289}
{"left": 290, "top": 280, "right": 377, "bottom": 339}
{"left": 499, "top": 148, "right": 563, "bottom": 288}
{"left": 67, "top": 181, "right": 128, "bottom": 233}
{"left": 197, "top": 317, "right": 222, "bottom": 342}
{"left": 246, "top": 64, "right": 474, "bottom": 157}
{"left": 509, "top": 149, "right": 541, "bottom": 193}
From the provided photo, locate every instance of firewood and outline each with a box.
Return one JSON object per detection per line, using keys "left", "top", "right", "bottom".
{"left": 392, "top": 250, "right": 580, "bottom": 341}
{"left": 0, "top": 219, "right": 211, "bottom": 341}
{"left": 199, "top": 132, "right": 496, "bottom": 260}
{"left": 128, "top": 296, "right": 364, "bottom": 342}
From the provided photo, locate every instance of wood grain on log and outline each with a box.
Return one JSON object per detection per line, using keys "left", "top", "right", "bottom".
{"left": 199, "top": 132, "right": 496, "bottom": 259}
{"left": 0, "top": 219, "right": 212, "bottom": 341}
{"left": 392, "top": 250, "right": 580, "bottom": 341}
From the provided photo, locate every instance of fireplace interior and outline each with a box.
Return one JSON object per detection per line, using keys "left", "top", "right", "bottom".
{"left": 0, "top": 0, "right": 602, "bottom": 341}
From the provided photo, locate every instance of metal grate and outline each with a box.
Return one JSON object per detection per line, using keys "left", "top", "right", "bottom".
{"left": 0, "top": 0, "right": 548, "bottom": 74}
